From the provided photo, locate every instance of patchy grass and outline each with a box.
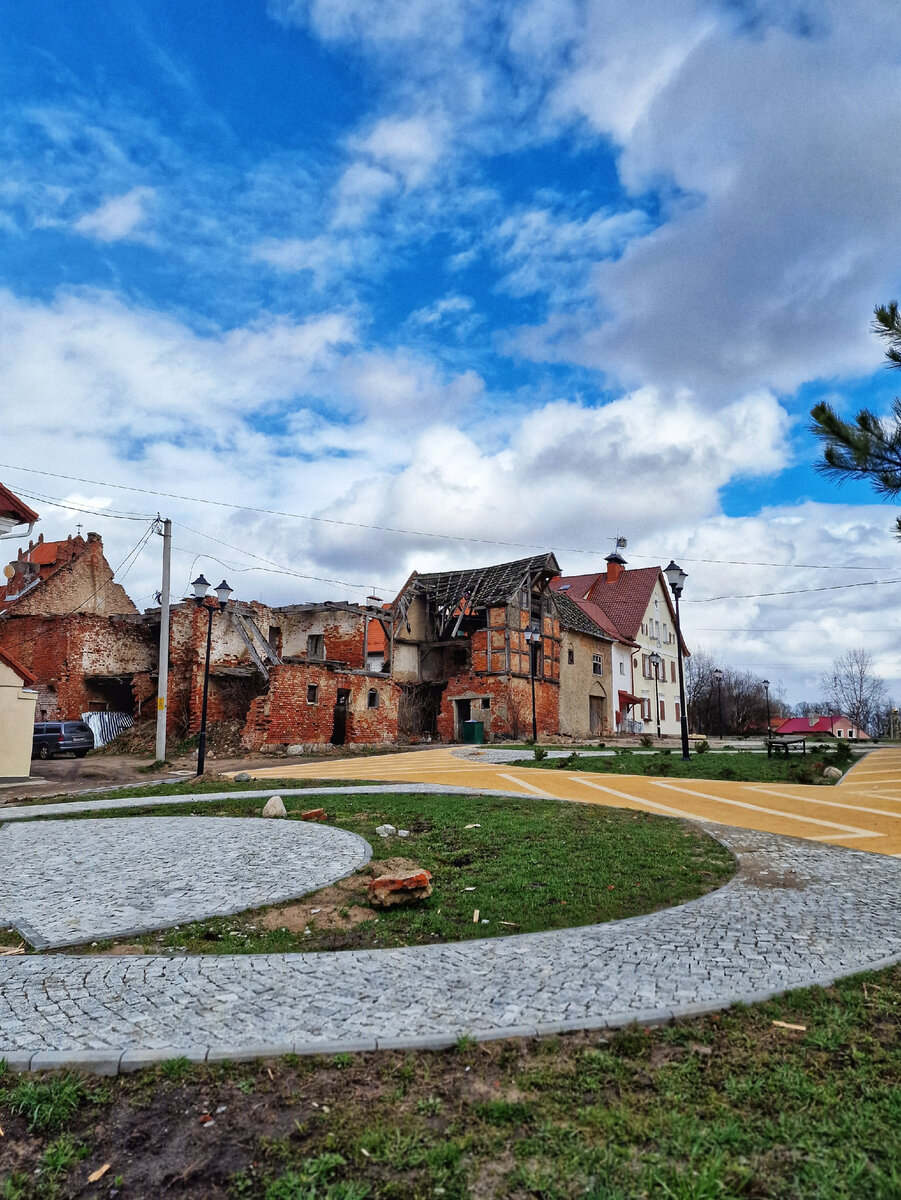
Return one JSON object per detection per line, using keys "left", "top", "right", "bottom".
{"left": 2, "top": 965, "right": 901, "bottom": 1197}
{"left": 4, "top": 777, "right": 375, "bottom": 809}
{"left": 32, "top": 791, "right": 734, "bottom": 956}
{"left": 510, "top": 749, "right": 848, "bottom": 784}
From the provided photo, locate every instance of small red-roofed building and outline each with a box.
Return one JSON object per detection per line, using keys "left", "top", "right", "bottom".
{"left": 0, "top": 482, "right": 39, "bottom": 541}
{"left": 774, "top": 714, "right": 870, "bottom": 741}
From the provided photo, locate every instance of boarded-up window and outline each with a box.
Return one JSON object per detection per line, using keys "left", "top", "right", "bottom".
{"left": 307, "top": 634, "right": 324, "bottom": 660}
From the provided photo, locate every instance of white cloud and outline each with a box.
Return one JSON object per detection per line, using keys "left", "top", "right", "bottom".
{"left": 351, "top": 114, "right": 448, "bottom": 187}
{"left": 73, "top": 187, "right": 156, "bottom": 242}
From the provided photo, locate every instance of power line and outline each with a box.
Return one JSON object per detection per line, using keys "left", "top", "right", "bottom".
{"left": 0, "top": 462, "right": 893, "bottom": 573}
{"left": 687, "top": 577, "right": 901, "bottom": 603}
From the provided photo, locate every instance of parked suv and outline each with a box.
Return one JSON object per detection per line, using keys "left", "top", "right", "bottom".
{"left": 32, "top": 721, "right": 95, "bottom": 760}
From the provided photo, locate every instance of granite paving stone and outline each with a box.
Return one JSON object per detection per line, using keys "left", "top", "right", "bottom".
{"left": 0, "top": 815, "right": 371, "bottom": 948}
{"left": 1, "top": 822, "right": 901, "bottom": 1069}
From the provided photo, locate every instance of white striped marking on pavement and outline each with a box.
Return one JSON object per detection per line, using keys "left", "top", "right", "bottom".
{"left": 650, "top": 781, "right": 881, "bottom": 838}
{"left": 496, "top": 773, "right": 554, "bottom": 796}
{"left": 571, "top": 777, "right": 706, "bottom": 822}
{"left": 748, "top": 786, "right": 901, "bottom": 822}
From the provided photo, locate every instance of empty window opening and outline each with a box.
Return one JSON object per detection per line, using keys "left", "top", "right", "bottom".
{"left": 307, "top": 685, "right": 318, "bottom": 704}
{"left": 592, "top": 654, "right": 603, "bottom": 676}
{"left": 481, "top": 697, "right": 490, "bottom": 709}
{"left": 567, "top": 647, "right": 574, "bottom": 665}
{"left": 367, "top": 689, "right": 379, "bottom": 709}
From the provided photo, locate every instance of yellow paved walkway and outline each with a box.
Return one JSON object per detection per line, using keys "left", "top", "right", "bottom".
{"left": 247, "top": 747, "right": 901, "bottom": 857}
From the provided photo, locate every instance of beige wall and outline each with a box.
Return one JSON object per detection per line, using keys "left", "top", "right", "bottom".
{"left": 0, "top": 660, "right": 37, "bottom": 778}
{"left": 559, "top": 630, "right": 613, "bottom": 739}
{"left": 633, "top": 576, "right": 685, "bottom": 737}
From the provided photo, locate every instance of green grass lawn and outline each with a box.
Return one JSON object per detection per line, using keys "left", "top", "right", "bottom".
{"left": 2, "top": 964, "right": 900, "bottom": 1198}
{"left": 5, "top": 776, "right": 373, "bottom": 808}
{"left": 511, "top": 749, "right": 851, "bottom": 784}
{"left": 14, "top": 790, "right": 734, "bottom": 956}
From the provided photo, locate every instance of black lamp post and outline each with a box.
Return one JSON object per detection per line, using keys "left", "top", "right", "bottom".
{"left": 191, "top": 574, "right": 233, "bottom": 776}
{"left": 523, "top": 621, "right": 540, "bottom": 743}
{"left": 664, "top": 560, "right": 690, "bottom": 761}
{"left": 714, "top": 667, "right": 724, "bottom": 740}
{"left": 762, "top": 678, "right": 771, "bottom": 737}
{"left": 649, "top": 650, "right": 662, "bottom": 740}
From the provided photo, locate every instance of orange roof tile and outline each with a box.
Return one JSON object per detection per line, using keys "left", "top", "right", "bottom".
{"left": 0, "top": 646, "right": 37, "bottom": 684}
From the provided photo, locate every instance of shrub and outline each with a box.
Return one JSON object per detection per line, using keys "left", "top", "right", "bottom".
{"left": 695, "top": 739, "right": 710, "bottom": 754}
{"left": 639, "top": 733, "right": 654, "bottom": 748}
{"left": 533, "top": 745, "right": 548, "bottom": 761}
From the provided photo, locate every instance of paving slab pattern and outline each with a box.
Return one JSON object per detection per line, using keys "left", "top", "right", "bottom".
{"left": 2, "top": 824, "right": 901, "bottom": 1068}
{"left": 0, "top": 816, "right": 371, "bottom": 949}
{"left": 246, "top": 746, "right": 901, "bottom": 855}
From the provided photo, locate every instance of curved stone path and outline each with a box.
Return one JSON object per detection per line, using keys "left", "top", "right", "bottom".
{"left": 3, "top": 811, "right": 901, "bottom": 1073}
{"left": 0, "top": 816, "right": 371, "bottom": 950}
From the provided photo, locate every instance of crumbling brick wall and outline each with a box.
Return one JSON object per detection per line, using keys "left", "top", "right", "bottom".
{"left": 242, "top": 664, "right": 399, "bottom": 750}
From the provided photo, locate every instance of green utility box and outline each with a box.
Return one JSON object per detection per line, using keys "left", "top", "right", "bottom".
{"left": 462, "top": 719, "right": 485, "bottom": 745}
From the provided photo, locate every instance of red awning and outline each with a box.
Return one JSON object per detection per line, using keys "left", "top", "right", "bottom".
{"left": 618, "top": 690, "right": 642, "bottom": 709}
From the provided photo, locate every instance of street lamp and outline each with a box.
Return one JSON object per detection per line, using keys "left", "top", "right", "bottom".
{"left": 713, "top": 667, "right": 724, "bottom": 740}
{"left": 522, "top": 621, "right": 541, "bottom": 743}
{"left": 892, "top": 707, "right": 899, "bottom": 740}
{"left": 663, "top": 561, "right": 690, "bottom": 761}
{"left": 190, "top": 574, "right": 233, "bottom": 776}
{"left": 762, "top": 678, "right": 771, "bottom": 737}
{"left": 649, "top": 650, "right": 662, "bottom": 740}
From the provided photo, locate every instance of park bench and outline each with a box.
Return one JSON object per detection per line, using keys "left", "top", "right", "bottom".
{"left": 766, "top": 735, "right": 807, "bottom": 758}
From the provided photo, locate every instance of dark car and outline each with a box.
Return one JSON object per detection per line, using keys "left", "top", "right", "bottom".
{"left": 32, "top": 721, "right": 95, "bottom": 760}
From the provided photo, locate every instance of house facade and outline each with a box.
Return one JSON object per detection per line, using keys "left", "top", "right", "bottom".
{"left": 553, "top": 552, "right": 688, "bottom": 738}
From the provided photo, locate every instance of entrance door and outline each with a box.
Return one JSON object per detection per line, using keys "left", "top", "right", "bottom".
{"left": 454, "top": 698, "right": 471, "bottom": 740}
{"left": 589, "top": 694, "right": 605, "bottom": 736}
{"left": 330, "top": 688, "right": 350, "bottom": 745}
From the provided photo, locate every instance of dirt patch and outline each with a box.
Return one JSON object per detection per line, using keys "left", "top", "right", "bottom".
{"left": 261, "top": 874, "right": 375, "bottom": 933}
{"left": 368, "top": 856, "right": 425, "bottom": 878}
{"left": 95, "top": 943, "right": 146, "bottom": 956}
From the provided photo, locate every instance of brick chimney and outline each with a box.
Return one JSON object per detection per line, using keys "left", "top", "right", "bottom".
{"left": 605, "top": 551, "right": 627, "bottom": 583}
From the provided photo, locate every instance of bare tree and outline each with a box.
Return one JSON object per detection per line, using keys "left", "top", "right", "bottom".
{"left": 684, "top": 648, "right": 721, "bottom": 733}
{"left": 821, "top": 649, "right": 886, "bottom": 734}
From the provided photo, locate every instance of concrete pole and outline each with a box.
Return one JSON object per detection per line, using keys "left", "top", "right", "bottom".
{"left": 154, "top": 518, "right": 172, "bottom": 763}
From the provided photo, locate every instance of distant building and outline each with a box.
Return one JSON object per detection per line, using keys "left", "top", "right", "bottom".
{"left": 772, "top": 715, "right": 870, "bottom": 741}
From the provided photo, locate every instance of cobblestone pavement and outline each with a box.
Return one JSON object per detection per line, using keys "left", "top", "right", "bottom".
{"left": 247, "top": 747, "right": 901, "bottom": 855}
{"left": 0, "top": 816, "right": 371, "bottom": 949}
{"left": 3, "top": 822, "right": 901, "bottom": 1071}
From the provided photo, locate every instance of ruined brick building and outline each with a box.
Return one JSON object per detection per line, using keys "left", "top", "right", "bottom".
{"left": 0, "top": 494, "right": 686, "bottom": 748}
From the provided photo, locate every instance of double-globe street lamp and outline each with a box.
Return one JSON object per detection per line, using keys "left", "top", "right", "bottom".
{"left": 190, "top": 574, "right": 233, "bottom": 777}
{"left": 762, "top": 678, "right": 771, "bottom": 737}
{"left": 522, "top": 621, "right": 541, "bottom": 744}
{"left": 663, "top": 560, "right": 691, "bottom": 761}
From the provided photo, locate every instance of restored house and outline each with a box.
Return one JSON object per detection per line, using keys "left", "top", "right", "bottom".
{"left": 551, "top": 587, "right": 621, "bottom": 739}
{"left": 553, "top": 551, "right": 688, "bottom": 737}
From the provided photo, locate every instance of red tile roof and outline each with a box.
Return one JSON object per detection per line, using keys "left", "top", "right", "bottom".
{"left": 0, "top": 646, "right": 37, "bottom": 684}
{"left": 0, "top": 482, "right": 39, "bottom": 526}
{"left": 586, "top": 566, "right": 670, "bottom": 642}
{"left": 775, "top": 715, "right": 869, "bottom": 738}
{"left": 550, "top": 582, "right": 628, "bottom": 643}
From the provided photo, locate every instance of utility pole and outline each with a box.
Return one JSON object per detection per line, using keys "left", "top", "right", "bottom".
{"left": 154, "top": 517, "right": 172, "bottom": 764}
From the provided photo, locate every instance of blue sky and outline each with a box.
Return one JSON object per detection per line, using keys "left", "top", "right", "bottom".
{"left": 2, "top": 0, "right": 901, "bottom": 703}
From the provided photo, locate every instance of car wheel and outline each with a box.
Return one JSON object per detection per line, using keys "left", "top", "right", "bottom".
{"left": 38, "top": 743, "right": 51, "bottom": 760}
